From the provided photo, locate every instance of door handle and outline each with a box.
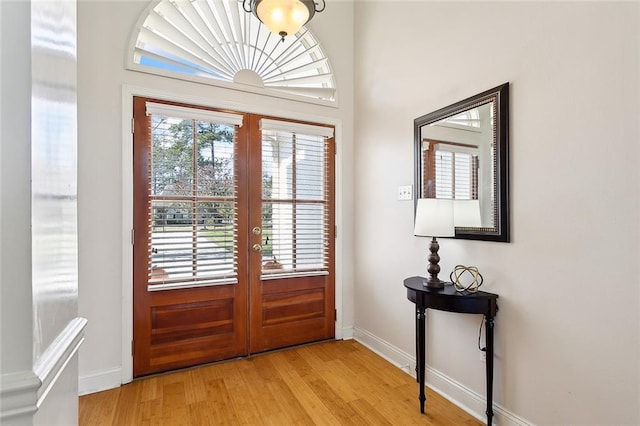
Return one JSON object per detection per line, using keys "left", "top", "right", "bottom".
{"left": 252, "top": 244, "right": 262, "bottom": 252}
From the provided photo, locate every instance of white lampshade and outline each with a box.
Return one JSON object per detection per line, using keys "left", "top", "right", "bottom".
{"left": 256, "top": 0, "right": 310, "bottom": 38}
{"left": 454, "top": 199, "right": 482, "bottom": 227}
{"left": 414, "top": 198, "right": 455, "bottom": 238}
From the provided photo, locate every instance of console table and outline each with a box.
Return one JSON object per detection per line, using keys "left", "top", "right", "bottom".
{"left": 403, "top": 276, "right": 499, "bottom": 425}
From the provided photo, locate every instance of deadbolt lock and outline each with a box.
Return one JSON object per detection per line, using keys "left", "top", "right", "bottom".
{"left": 252, "top": 226, "right": 262, "bottom": 235}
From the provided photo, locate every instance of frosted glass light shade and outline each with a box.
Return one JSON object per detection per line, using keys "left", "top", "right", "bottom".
{"left": 256, "top": 0, "right": 310, "bottom": 38}
{"left": 414, "top": 199, "right": 455, "bottom": 238}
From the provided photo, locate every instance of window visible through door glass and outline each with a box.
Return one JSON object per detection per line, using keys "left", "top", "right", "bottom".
{"left": 148, "top": 115, "right": 238, "bottom": 288}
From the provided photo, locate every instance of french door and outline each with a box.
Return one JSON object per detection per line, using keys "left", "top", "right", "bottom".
{"left": 132, "top": 97, "right": 335, "bottom": 377}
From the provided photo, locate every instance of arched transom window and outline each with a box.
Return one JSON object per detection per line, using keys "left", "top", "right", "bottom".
{"left": 127, "top": 0, "right": 336, "bottom": 103}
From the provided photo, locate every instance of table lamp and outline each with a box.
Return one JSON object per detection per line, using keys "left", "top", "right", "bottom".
{"left": 454, "top": 199, "right": 482, "bottom": 227}
{"left": 414, "top": 198, "right": 455, "bottom": 290}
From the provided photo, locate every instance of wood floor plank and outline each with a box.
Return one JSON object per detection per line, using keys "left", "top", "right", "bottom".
{"left": 139, "top": 375, "right": 160, "bottom": 403}
{"left": 222, "top": 362, "right": 264, "bottom": 425}
{"left": 206, "top": 377, "right": 240, "bottom": 424}
{"left": 265, "top": 378, "right": 315, "bottom": 424}
{"left": 268, "top": 351, "right": 343, "bottom": 425}
{"left": 347, "top": 398, "right": 394, "bottom": 425}
{"left": 80, "top": 340, "right": 484, "bottom": 425}
{"left": 347, "top": 343, "right": 409, "bottom": 387}
{"left": 160, "top": 381, "right": 187, "bottom": 424}
{"left": 78, "top": 388, "right": 119, "bottom": 426}
{"left": 111, "top": 379, "right": 143, "bottom": 425}
{"left": 237, "top": 360, "right": 292, "bottom": 425}
{"left": 278, "top": 346, "right": 315, "bottom": 378}
{"left": 314, "top": 358, "right": 362, "bottom": 402}
{"left": 184, "top": 367, "right": 211, "bottom": 405}
{"left": 306, "top": 377, "right": 362, "bottom": 425}
{"left": 138, "top": 399, "right": 163, "bottom": 425}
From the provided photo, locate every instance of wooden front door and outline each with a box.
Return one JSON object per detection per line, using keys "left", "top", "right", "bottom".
{"left": 247, "top": 116, "right": 336, "bottom": 353}
{"left": 132, "top": 98, "right": 334, "bottom": 377}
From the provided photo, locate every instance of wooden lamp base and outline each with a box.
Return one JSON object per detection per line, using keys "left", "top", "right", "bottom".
{"left": 424, "top": 236, "right": 445, "bottom": 290}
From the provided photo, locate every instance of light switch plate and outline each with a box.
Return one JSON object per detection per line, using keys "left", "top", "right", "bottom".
{"left": 397, "top": 185, "right": 413, "bottom": 200}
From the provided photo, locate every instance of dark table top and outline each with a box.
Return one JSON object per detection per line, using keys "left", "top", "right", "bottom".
{"left": 404, "top": 276, "right": 498, "bottom": 316}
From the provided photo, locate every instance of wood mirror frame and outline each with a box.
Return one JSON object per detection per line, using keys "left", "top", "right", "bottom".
{"left": 414, "top": 83, "right": 509, "bottom": 242}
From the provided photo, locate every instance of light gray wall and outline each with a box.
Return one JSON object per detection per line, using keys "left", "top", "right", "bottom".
{"left": 353, "top": 1, "right": 639, "bottom": 424}
{"left": 1, "top": 2, "right": 34, "bottom": 392}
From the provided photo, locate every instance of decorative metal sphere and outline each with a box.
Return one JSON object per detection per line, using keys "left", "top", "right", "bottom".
{"left": 450, "top": 265, "right": 484, "bottom": 293}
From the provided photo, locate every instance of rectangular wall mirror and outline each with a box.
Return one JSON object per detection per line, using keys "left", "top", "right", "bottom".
{"left": 414, "top": 83, "right": 510, "bottom": 242}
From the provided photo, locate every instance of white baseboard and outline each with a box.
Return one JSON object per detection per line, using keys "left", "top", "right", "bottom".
{"left": 352, "top": 326, "right": 415, "bottom": 374}
{"left": 353, "top": 326, "right": 532, "bottom": 426}
{"left": 78, "top": 367, "right": 122, "bottom": 396}
{"left": 0, "top": 370, "right": 41, "bottom": 423}
{"left": 340, "top": 325, "right": 354, "bottom": 340}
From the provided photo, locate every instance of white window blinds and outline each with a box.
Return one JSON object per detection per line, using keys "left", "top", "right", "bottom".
{"left": 259, "top": 119, "right": 332, "bottom": 279}
{"left": 146, "top": 102, "right": 244, "bottom": 127}
{"left": 146, "top": 104, "right": 239, "bottom": 291}
{"left": 434, "top": 144, "right": 479, "bottom": 200}
{"left": 260, "top": 119, "right": 334, "bottom": 138}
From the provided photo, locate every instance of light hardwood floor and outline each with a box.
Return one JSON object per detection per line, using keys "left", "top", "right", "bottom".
{"left": 79, "top": 340, "right": 483, "bottom": 425}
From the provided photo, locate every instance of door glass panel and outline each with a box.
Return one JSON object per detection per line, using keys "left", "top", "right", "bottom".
{"left": 261, "top": 130, "right": 328, "bottom": 276}
{"left": 151, "top": 116, "right": 194, "bottom": 196}
{"left": 195, "top": 122, "right": 235, "bottom": 197}
{"left": 148, "top": 114, "right": 238, "bottom": 289}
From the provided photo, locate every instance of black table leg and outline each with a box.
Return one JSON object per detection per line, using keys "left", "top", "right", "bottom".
{"left": 485, "top": 315, "right": 495, "bottom": 425}
{"left": 415, "top": 306, "right": 419, "bottom": 383}
{"left": 417, "top": 306, "right": 426, "bottom": 413}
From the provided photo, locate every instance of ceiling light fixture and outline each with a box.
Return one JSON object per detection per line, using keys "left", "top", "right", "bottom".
{"left": 242, "top": 0, "right": 326, "bottom": 42}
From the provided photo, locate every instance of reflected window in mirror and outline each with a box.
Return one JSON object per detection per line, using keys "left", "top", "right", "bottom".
{"left": 422, "top": 141, "right": 479, "bottom": 200}
{"left": 414, "top": 83, "right": 509, "bottom": 242}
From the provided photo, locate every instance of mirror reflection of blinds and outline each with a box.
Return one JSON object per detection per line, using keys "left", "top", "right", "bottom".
{"left": 146, "top": 103, "right": 242, "bottom": 291}
{"left": 435, "top": 149, "right": 478, "bottom": 200}
{"left": 260, "top": 119, "right": 333, "bottom": 279}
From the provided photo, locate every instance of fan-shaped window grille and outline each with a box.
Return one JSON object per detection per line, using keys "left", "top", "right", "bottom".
{"left": 128, "top": 0, "right": 336, "bottom": 102}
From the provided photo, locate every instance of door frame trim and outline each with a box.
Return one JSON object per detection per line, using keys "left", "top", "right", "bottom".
{"left": 120, "top": 84, "right": 345, "bottom": 384}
